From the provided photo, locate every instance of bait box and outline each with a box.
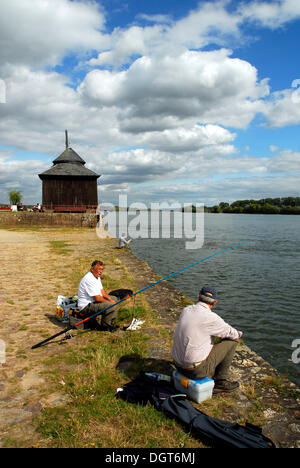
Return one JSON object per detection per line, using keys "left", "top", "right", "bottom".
{"left": 173, "top": 370, "right": 214, "bottom": 403}
{"left": 69, "top": 315, "right": 88, "bottom": 330}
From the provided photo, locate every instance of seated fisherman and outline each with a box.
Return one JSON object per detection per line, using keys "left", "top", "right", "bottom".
{"left": 77, "top": 260, "right": 120, "bottom": 332}
{"left": 118, "top": 233, "right": 132, "bottom": 249}
{"left": 172, "top": 285, "right": 243, "bottom": 393}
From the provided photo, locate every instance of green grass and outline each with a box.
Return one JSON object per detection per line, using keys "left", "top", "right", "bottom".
{"left": 49, "top": 240, "right": 73, "bottom": 255}
{"left": 32, "top": 244, "right": 203, "bottom": 448}
{"left": 36, "top": 323, "right": 201, "bottom": 448}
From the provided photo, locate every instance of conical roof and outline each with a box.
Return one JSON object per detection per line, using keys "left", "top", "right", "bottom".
{"left": 39, "top": 160, "right": 100, "bottom": 178}
{"left": 39, "top": 131, "right": 100, "bottom": 179}
{"left": 53, "top": 147, "right": 86, "bottom": 165}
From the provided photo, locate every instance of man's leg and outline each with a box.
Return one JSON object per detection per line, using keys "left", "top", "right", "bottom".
{"left": 177, "top": 340, "right": 239, "bottom": 392}
{"left": 99, "top": 295, "right": 120, "bottom": 328}
{"left": 81, "top": 296, "right": 120, "bottom": 328}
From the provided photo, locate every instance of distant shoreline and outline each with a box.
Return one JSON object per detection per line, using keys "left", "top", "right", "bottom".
{"left": 204, "top": 197, "right": 300, "bottom": 215}
{"left": 204, "top": 210, "right": 300, "bottom": 215}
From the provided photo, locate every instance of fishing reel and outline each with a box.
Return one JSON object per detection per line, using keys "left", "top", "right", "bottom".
{"left": 61, "top": 331, "right": 74, "bottom": 342}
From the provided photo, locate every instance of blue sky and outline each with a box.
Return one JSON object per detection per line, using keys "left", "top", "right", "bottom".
{"left": 0, "top": 0, "right": 300, "bottom": 205}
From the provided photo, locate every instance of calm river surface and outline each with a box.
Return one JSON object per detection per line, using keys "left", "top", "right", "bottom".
{"left": 126, "top": 213, "right": 300, "bottom": 386}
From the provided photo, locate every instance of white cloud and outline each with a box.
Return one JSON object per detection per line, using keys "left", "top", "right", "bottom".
{"left": 0, "top": 154, "right": 46, "bottom": 203}
{"left": 87, "top": 0, "right": 242, "bottom": 68}
{"left": 86, "top": 0, "right": 300, "bottom": 71}
{"left": 240, "top": 0, "right": 300, "bottom": 29}
{"left": 122, "top": 173, "right": 300, "bottom": 206}
{"left": 0, "top": 65, "right": 81, "bottom": 152}
{"left": 1, "top": 144, "right": 296, "bottom": 205}
{"left": 263, "top": 88, "right": 300, "bottom": 127}
{"left": 267, "top": 150, "right": 300, "bottom": 173}
{"left": 88, "top": 25, "right": 162, "bottom": 68}
{"left": 165, "top": 0, "right": 242, "bottom": 49}
{"left": 0, "top": 0, "right": 107, "bottom": 68}
{"left": 136, "top": 14, "right": 173, "bottom": 25}
{"left": 141, "top": 125, "right": 236, "bottom": 153}
{"left": 80, "top": 49, "right": 270, "bottom": 130}
{"left": 95, "top": 146, "right": 300, "bottom": 200}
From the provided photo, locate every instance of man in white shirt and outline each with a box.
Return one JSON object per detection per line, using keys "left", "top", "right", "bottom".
{"left": 172, "top": 285, "right": 243, "bottom": 393}
{"left": 118, "top": 233, "right": 132, "bottom": 249}
{"left": 77, "top": 260, "right": 120, "bottom": 332}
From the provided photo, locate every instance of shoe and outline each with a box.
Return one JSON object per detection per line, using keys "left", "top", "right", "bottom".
{"left": 213, "top": 379, "right": 239, "bottom": 394}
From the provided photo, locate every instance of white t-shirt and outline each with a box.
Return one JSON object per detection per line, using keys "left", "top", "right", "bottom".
{"left": 77, "top": 271, "right": 103, "bottom": 311}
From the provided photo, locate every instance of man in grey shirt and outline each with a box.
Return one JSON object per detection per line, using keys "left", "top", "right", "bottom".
{"left": 172, "top": 285, "right": 243, "bottom": 393}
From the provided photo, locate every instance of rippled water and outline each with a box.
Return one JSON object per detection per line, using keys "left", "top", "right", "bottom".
{"left": 127, "top": 213, "right": 300, "bottom": 386}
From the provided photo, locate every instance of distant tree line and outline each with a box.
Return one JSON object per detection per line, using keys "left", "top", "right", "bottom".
{"left": 203, "top": 197, "right": 300, "bottom": 214}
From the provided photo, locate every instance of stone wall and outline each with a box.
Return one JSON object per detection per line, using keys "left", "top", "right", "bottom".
{"left": 0, "top": 212, "right": 98, "bottom": 228}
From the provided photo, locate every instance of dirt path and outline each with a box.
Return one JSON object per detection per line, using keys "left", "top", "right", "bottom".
{"left": 0, "top": 230, "right": 64, "bottom": 444}
{"left": 0, "top": 227, "right": 150, "bottom": 447}
{"left": 0, "top": 229, "right": 101, "bottom": 446}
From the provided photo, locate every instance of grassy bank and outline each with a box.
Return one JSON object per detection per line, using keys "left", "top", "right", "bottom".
{"left": 30, "top": 235, "right": 202, "bottom": 448}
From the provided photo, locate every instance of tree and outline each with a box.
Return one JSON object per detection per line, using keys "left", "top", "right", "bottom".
{"left": 9, "top": 190, "right": 22, "bottom": 205}
{"left": 219, "top": 202, "right": 229, "bottom": 211}
{"left": 260, "top": 203, "right": 280, "bottom": 214}
{"left": 211, "top": 205, "right": 221, "bottom": 213}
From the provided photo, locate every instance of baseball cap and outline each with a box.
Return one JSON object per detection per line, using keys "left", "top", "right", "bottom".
{"left": 200, "top": 285, "right": 217, "bottom": 299}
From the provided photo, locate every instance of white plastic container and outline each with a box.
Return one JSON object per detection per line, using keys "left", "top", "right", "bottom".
{"left": 173, "top": 370, "right": 214, "bottom": 403}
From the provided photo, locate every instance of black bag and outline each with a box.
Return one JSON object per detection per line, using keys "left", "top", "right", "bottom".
{"left": 116, "top": 373, "right": 276, "bottom": 449}
{"left": 155, "top": 396, "right": 276, "bottom": 449}
{"left": 109, "top": 289, "right": 134, "bottom": 300}
{"left": 115, "top": 373, "right": 183, "bottom": 406}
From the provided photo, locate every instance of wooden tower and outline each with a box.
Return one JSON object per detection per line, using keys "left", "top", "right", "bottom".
{"left": 39, "top": 131, "right": 100, "bottom": 212}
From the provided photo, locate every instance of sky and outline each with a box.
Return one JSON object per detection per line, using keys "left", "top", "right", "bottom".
{"left": 0, "top": 0, "right": 300, "bottom": 206}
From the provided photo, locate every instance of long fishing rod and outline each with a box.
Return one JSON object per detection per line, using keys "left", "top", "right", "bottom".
{"left": 31, "top": 242, "right": 249, "bottom": 349}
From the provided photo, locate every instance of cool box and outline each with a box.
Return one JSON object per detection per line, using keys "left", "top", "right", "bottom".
{"left": 173, "top": 370, "right": 214, "bottom": 403}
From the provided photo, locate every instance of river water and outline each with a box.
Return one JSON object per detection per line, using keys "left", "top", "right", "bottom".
{"left": 125, "top": 213, "right": 300, "bottom": 387}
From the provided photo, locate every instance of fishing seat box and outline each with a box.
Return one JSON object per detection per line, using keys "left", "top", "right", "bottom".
{"left": 173, "top": 370, "right": 214, "bottom": 403}
{"left": 68, "top": 309, "right": 89, "bottom": 330}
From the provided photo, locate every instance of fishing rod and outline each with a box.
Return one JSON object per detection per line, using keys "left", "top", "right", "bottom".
{"left": 31, "top": 242, "right": 249, "bottom": 349}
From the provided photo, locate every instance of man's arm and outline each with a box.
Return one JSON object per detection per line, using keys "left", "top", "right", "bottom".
{"left": 93, "top": 290, "right": 116, "bottom": 303}
{"left": 208, "top": 312, "right": 243, "bottom": 341}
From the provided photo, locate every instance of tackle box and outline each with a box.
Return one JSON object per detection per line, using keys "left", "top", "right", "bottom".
{"left": 173, "top": 370, "right": 214, "bottom": 403}
{"left": 69, "top": 310, "right": 89, "bottom": 330}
